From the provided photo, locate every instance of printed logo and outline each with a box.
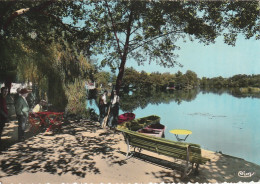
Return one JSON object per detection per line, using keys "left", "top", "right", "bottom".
{"left": 238, "top": 171, "right": 255, "bottom": 177}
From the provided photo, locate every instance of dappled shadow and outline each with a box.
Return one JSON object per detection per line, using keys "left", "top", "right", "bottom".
{"left": 192, "top": 152, "right": 260, "bottom": 183}
{"left": 138, "top": 150, "right": 260, "bottom": 183}
{"left": 0, "top": 120, "right": 122, "bottom": 179}
{"left": 0, "top": 121, "right": 37, "bottom": 151}
{"left": 117, "top": 151, "right": 193, "bottom": 183}
{"left": 115, "top": 147, "right": 260, "bottom": 183}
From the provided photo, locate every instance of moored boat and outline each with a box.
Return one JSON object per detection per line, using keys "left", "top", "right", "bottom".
{"left": 137, "top": 123, "right": 166, "bottom": 138}
{"left": 117, "top": 115, "right": 160, "bottom": 131}
{"left": 118, "top": 113, "right": 135, "bottom": 124}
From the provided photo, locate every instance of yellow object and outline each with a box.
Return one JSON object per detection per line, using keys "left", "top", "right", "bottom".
{"left": 170, "top": 129, "right": 192, "bottom": 141}
{"left": 170, "top": 129, "right": 192, "bottom": 135}
{"left": 32, "top": 104, "right": 42, "bottom": 113}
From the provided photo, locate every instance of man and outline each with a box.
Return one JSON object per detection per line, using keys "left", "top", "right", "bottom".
{"left": 98, "top": 90, "right": 108, "bottom": 126}
{"left": 108, "top": 90, "right": 120, "bottom": 129}
{"left": 0, "top": 87, "right": 9, "bottom": 143}
{"left": 15, "top": 88, "right": 30, "bottom": 141}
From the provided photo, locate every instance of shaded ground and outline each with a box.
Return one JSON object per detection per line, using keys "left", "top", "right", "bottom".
{"left": 0, "top": 120, "right": 260, "bottom": 184}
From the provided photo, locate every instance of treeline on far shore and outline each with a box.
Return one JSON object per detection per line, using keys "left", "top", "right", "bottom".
{"left": 95, "top": 67, "right": 260, "bottom": 92}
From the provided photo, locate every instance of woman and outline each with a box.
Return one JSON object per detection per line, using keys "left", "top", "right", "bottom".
{"left": 15, "top": 88, "right": 30, "bottom": 141}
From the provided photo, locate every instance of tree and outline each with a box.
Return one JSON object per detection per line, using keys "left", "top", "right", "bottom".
{"left": 0, "top": 1, "right": 96, "bottom": 110}
{"left": 94, "top": 71, "right": 110, "bottom": 88}
{"left": 0, "top": 1, "right": 93, "bottom": 78}
{"left": 84, "top": 1, "right": 260, "bottom": 93}
{"left": 185, "top": 70, "right": 199, "bottom": 87}
{"left": 122, "top": 67, "right": 139, "bottom": 89}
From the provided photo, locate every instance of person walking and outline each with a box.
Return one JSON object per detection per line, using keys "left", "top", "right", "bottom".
{"left": 98, "top": 90, "right": 108, "bottom": 127}
{"left": 108, "top": 90, "right": 120, "bottom": 129}
{"left": 0, "top": 87, "right": 9, "bottom": 144}
{"left": 15, "top": 88, "right": 30, "bottom": 141}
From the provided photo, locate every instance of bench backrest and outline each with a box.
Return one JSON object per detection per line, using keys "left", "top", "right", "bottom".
{"left": 118, "top": 128, "right": 209, "bottom": 164}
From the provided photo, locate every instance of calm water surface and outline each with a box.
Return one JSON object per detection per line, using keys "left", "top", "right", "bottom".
{"left": 88, "top": 91, "right": 260, "bottom": 165}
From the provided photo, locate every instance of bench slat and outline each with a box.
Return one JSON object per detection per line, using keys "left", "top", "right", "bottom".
{"left": 129, "top": 139, "right": 207, "bottom": 164}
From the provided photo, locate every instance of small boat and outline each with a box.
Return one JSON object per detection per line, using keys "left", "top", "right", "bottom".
{"left": 118, "top": 113, "right": 135, "bottom": 124}
{"left": 137, "top": 123, "right": 166, "bottom": 138}
{"left": 117, "top": 115, "right": 160, "bottom": 131}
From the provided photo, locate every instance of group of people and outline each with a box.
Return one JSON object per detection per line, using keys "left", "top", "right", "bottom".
{"left": 0, "top": 87, "right": 33, "bottom": 143}
{"left": 99, "top": 89, "right": 120, "bottom": 129}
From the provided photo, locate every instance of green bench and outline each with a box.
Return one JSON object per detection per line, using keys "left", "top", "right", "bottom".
{"left": 117, "top": 128, "right": 210, "bottom": 177}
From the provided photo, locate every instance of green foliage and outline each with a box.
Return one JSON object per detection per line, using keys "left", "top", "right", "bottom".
{"left": 200, "top": 74, "right": 260, "bottom": 89}
{"left": 121, "top": 68, "right": 198, "bottom": 91}
{"left": 65, "top": 79, "right": 88, "bottom": 116}
{"left": 94, "top": 71, "right": 110, "bottom": 88}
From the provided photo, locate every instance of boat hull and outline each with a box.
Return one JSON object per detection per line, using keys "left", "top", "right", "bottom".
{"left": 117, "top": 115, "right": 161, "bottom": 131}
{"left": 137, "top": 123, "right": 166, "bottom": 138}
{"left": 118, "top": 113, "right": 135, "bottom": 124}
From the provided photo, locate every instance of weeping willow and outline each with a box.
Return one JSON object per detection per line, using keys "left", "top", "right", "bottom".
{"left": 2, "top": 36, "right": 95, "bottom": 114}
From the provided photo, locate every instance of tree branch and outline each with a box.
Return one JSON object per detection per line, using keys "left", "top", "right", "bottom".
{"left": 128, "top": 29, "right": 183, "bottom": 53}
{"left": 39, "top": 11, "right": 82, "bottom": 34}
{"left": 105, "top": 0, "right": 123, "bottom": 59}
{"left": 3, "top": 1, "right": 54, "bottom": 31}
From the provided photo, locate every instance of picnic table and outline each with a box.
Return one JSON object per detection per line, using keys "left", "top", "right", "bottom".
{"left": 29, "top": 111, "right": 64, "bottom": 133}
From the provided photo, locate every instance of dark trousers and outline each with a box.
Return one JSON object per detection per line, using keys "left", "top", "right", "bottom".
{"left": 99, "top": 105, "right": 107, "bottom": 125}
{"left": 108, "top": 104, "right": 119, "bottom": 128}
{"left": 17, "top": 115, "right": 27, "bottom": 140}
{"left": 0, "top": 121, "right": 6, "bottom": 142}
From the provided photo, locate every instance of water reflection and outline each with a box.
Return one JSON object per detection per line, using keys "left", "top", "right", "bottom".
{"left": 201, "top": 87, "right": 260, "bottom": 98}
{"left": 119, "top": 89, "right": 199, "bottom": 112}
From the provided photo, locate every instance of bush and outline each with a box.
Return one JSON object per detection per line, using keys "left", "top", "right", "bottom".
{"left": 65, "top": 79, "right": 88, "bottom": 118}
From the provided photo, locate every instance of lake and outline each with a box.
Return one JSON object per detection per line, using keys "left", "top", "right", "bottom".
{"left": 87, "top": 89, "right": 260, "bottom": 165}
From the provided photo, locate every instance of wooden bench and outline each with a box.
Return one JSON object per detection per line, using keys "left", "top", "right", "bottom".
{"left": 117, "top": 128, "right": 210, "bottom": 177}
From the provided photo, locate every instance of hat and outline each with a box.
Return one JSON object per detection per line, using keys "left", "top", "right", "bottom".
{"left": 20, "top": 88, "right": 30, "bottom": 94}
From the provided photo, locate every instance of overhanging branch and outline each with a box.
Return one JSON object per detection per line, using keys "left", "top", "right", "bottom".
{"left": 128, "top": 29, "right": 183, "bottom": 53}
{"left": 3, "top": 1, "right": 54, "bottom": 31}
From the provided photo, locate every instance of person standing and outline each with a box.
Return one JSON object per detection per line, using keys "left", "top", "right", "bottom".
{"left": 98, "top": 90, "right": 108, "bottom": 126}
{"left": 108, "top": 90, "right": 120, "bottom": 129}
{"left": 14, "top": 88, "right": 21, "bottom": 104}
{"left": 0, "top": 87, "right": 9, "bottom": 143}
{"left": 15, "top": 88, "right": 30, "bottom": 141}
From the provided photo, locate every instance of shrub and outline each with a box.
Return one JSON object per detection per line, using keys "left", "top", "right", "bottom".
{"left": 65, "top": 79, "right": 88, "bottom": 118}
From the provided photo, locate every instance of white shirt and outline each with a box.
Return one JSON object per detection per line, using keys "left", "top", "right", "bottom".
{"left": 102, "top": 94, "right": 107, "bottom": 104}
{"left": 111, "top": 95, "right": 119, "bottom": 105}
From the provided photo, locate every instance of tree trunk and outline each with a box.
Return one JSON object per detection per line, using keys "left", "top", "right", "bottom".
{"left": 115, "top": 10, "right": 133, "bottom": 94}
{"left": 116, "top": 56, "right": 127, "bottom": 94}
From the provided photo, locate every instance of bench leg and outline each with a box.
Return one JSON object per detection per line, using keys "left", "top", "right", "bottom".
{"left": 194, "top": 163, "right": 200, "bottom": 175}
{"left": 125, "top": 138, "right": 134, "bottom": 159}
{"left": 182, "top": 145, "right": 191, "bottom": 178}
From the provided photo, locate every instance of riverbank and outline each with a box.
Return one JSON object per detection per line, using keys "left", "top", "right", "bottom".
{"left": 0, "top": 120, "right": 260, "bottom": 183}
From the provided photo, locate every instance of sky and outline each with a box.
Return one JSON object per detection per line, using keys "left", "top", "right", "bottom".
{"left": 123, "top": 35, "right": 260, "bottom": 79}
